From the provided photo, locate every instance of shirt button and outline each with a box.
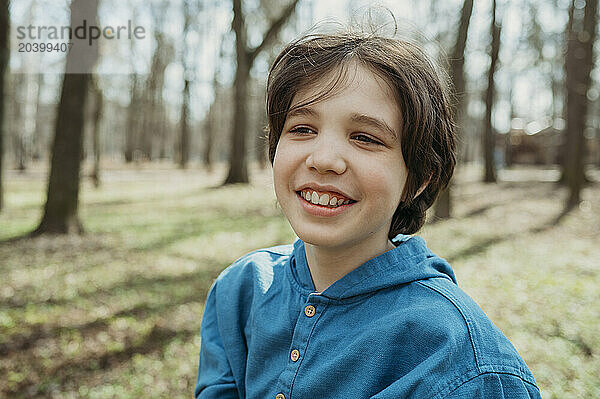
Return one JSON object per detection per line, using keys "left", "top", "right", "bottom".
{"left": 276, "top": 394, "right": 286, "bottom": 399}
{"left": 304, "top": 305, "right": 316, "bottom": 317}
{"left": 290, "top": 349, "right": 300, "bottom": 362}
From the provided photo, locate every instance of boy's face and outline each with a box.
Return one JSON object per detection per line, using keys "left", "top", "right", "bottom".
{"left": 273, "top": 63, "right": 409, "bottom": 251}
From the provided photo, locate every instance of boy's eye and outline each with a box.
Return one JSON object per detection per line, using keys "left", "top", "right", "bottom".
{"left": 289, "top": 126, "right": 316, "bottom": 135}
{"left": 352, "top": 134, "right": 383, "bottom": 145}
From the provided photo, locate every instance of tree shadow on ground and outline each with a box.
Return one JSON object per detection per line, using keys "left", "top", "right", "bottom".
{"left": 1, "top": 258, "right": 223, "bottom": 397}
{"left": 446, "top": 208, "right": 576, "bottom": 264}
{"left": 0, "top": 268, "right": 218, "bottom": 357}
{"left": 446, "top": 210, "right": 568, "bottom": 264}
{"left": 438, "top": 179, "right": 580, "bottom": 263}
{"left": 1, "top": 259, "right": 222, "bottom": 310}
{"left": 132, "top": 213, "right": 282, "bottom": 252}
{"left": 82, "top": 186, "right": 212, "bottom": 211}
{"left": 7, "top": 323, "right": 197, "bottom": 398}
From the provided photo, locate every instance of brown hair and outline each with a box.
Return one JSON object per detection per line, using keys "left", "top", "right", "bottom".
{"left": 266, "top": 29, "right": 456, "bottom": 238}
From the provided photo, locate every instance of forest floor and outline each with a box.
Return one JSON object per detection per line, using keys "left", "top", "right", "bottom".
{"left": 0, "top": 162, "right": 599, "bottom": 398}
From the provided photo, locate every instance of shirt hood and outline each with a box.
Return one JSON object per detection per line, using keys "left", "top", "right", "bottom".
{"left": 288, "top": 234, "right": 457, "bottom": 300}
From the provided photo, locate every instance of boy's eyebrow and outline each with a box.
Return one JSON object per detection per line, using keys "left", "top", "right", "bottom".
{"left": 286, "top": 106, "right": 320, "bottom": 119}
{"left": 350, "top": 113, "right": 398, "bottom": 141}
{"left": 287, "top": 107, "right": 398, "bottom": 140}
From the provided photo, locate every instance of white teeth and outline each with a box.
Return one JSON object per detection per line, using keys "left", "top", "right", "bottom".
{"left": 301, "top": 189, "right": 352, "bottom": 207}
{"left": 318, "top": 193, "right": 330, "bottom": 205}
{"left": 311, "top": 191, "right": 320, "bottom": 204}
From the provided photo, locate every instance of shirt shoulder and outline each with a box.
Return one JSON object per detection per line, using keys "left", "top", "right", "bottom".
{"left": 213, "top": 243, "right": 293, "bottom": 293}
{"left": 443, "top": 372, "right": 542, "bottom": 398}
{"left": 412, "top": 277, "right": 539, "bottom": 395}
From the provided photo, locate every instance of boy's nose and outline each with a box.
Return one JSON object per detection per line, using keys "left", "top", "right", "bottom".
{"left": 305, "top": 137, "right": 347, "bottom": 175}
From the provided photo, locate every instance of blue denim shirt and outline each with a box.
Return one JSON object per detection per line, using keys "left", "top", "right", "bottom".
{"left": 195, "top": 235, "right": 541, "bottom": 398}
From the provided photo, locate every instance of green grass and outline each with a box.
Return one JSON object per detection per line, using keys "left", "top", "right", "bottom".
{"left": 0, "top": 162, "right": 598, "bottom": 398}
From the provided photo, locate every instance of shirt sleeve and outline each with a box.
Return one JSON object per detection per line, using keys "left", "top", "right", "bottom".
{"left": 444, "top": 372, "right": 542, "bottom": 399}
{"left": 194, "top": 281, "right": 240, "bottom": 399}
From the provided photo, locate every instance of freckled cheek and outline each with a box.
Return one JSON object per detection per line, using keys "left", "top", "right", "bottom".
{"left": 273, "top": 145, "right": 300, "bottom": 200}
{"left": 360, "top": 168, "right": 405, "bottom": 207}
{"left": 272, "top": 163, "right": 287, "bottom": 200}
{"left": 274, "top": 141, "right": 306, "bottom": 171}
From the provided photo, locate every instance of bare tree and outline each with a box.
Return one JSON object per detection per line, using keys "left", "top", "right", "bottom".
{"left": 138, "top": 1, "right": 173, "bottom": 161}
{"left": 32, "top": 0, "right": 99, "bottom": 235}
{"left": 203, "top": 34, "right": 228, "bottom": 172}
{"left": 434, "top": 0, "right": 473, "bottom": 219}
{"left": 483, "top": 0, "right": 501, "bottom": 183}
{"left": 125, "top": 73, "right": 141, "bottom": 162}
{"left": 179, "top": 79, "right": 191, "bottom": 167}
{"left": 203, "top": 75, "right": 218, "bottom": 172}
{"left": 0, "top": 0, "right": 8, "bottom": 212}
{"left": 32, "top": 73, "right": 45, "bottom": 161}
{"left": 12, "top": 74, "right": 27, "bottom": 172}
{"left": 525, "top": 3, "right": 564, "bottom": 122}
{"left": 203, "top": 78, "right": 217, "bottom": 172}
{"left": 89, "top": 77, "right": 103, "bottom": 188}
{"left": 224, "top": 0, "right": 300, "bottom": 184}
{"left": 125, "top": 10, "right": 141, "bottom": 164}
{"left": 563, "top": 0, "right": 597, "bottom": 208}
{"left": 178, "top": 0, "right": 196, "bottom": 169}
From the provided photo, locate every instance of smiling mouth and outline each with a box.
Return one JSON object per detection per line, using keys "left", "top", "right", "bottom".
{"left": 296, "top": 189, "right": 357, "bottom": 208}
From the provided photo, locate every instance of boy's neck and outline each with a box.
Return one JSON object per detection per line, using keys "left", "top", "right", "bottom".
{"left": 304, "top": 236, "right": 396, "bottom": 293}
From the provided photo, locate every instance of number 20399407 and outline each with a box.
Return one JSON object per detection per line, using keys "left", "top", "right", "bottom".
{"left": 18, "top": 42, "right": 74, "bottom": 53}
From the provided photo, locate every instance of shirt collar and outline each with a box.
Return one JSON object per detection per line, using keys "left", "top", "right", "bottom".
{"left": 288, "top": 236, "right": 456, "bottom": 300}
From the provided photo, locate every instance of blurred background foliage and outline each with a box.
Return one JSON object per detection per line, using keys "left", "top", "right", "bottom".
{"left": 0, "top": 0, "right": 599, "bottom": 398}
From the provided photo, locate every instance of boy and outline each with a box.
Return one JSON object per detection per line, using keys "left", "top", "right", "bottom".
{"left": 195, "top": 30, "right": 541, "bottom": 398}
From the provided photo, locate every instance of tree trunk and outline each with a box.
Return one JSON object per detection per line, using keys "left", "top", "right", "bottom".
{"left": 90, "top": 78, "right": 103, "bottom": 188}
{"left": 32, "top": 73, "right": 44, "bottom": 161}
{"left": 141, "top": 65, "right": 157, "bottom": 161}
{"left": 32, "top": 0, "right": 99, "bottom": 235}
{"left": 204, "top": 36, "right": 226, "bottom": 173}
{"left": 141, "top": 22, "right": 173, "bottom": 162}
{"left": 125, "top": 73, "right": 140, "bottom": 162}
{"left": 559, "top": 0, "right": 578, "bottom": 184}
{"left": 12, "top": 74, "right": 27, "bottom": 172}
{"left": 179, "top": 79, "right": 191, "bottom": 168}
{"left": 125, "top": 23, "right": 142, "bottom": 164}
{"left": 563, "top": 0, "right": 597, "bottom": 208}
{"left": 203, "top": 116, "right": 213, "bottom": 172}
{"left": 223, "top": 0, "right": 300, "bottom": 185}
{"left": 158, "top": 106, "right": 167, "bottom": 159}
{"left": 203, "top": 79, "right": 215, "bottom": 173}
{"left": 224, "top": 0, "right": 250, "bottom": 184}
{"left": 179, "top": 0, "right": 192, "bottom": 169}
{"left": 483, "top": 0, "right": 500, "bottom": 183}
{"left": 0, "top": 0, "right": 8, "bottom": 212}
{"left": 434, "top": 0, "right": 473, "bottom": 219}
{"left": 224, "top": 53, "right": 250, "bottom": 184}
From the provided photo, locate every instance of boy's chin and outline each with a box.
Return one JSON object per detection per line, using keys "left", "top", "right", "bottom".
{"left": 293, "top": 228, "right": 354, "bottom": 250}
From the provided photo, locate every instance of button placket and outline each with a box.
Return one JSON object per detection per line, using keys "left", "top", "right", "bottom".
{"left": 275, "top": 294, "right": 327, "bottom": 397}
